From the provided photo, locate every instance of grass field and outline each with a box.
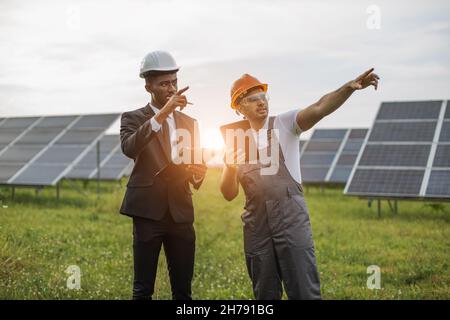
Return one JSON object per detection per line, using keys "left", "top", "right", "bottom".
{"left": 0, "top": 168, "right": 449, "bottom": 299}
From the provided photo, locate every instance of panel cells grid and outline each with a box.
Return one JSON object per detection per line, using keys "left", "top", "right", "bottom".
{"left": 359, "top": 145, "right": 430, "bottom": 167}
{"left": 376, "top": 101, "right": 441, "bottom": 120}
{"left": 426, "top": 171, "right": 450, "bottom": 196}
{"left": 345, "top": 100, "right": 450, "bottom": 200}
{"left": 0, "top": 113, "right": 120, "bottom": 186}
{"left": 301, "top": 129, "right": 347, "bottom": 183}
{"left": 310, "top": 129, "right": 347, "bottom": 139}
{"left": 433, "top": 145, "right": 450, "bottom": 167}
{"left": 328, "top": 128, "right": 368, "bottom": 183}
{"left": 301, "top": 128, "right": 367, "bottom": 184}
{"left": 368, "top": 122, "right": 436, "bottom": 142}
{"left": 439, "top": 122, "right": 450, "bottom": 142}
{"left": 301, "top": 167, "right": 329, "bottom": 182}
{"left": 347, "top": 169, "right": 424, "bottom": 196}
{"left": 66, "top": 135, "right": 132, "bottom": 181}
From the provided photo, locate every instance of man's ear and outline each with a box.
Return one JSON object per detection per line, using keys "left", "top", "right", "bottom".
{"left": 145, "top": 84, "right": 153, "bottom": 94}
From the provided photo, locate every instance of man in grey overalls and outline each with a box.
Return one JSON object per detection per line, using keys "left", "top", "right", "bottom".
{"left": 220, "top": 70, "right": 379, "bottom": 299}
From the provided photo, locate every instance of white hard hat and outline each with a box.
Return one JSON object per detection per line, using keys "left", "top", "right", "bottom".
{"left": 139, "top": 50, "right": 180, "bottom": 78}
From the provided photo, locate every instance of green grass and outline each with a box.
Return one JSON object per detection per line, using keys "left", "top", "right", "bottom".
{"left": 0, "top": 169, "right": 449, "bottom": 299}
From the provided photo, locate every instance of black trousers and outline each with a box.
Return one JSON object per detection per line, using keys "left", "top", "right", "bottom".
{"left": 132, "top": 212, "right": 196, "bottom": 300}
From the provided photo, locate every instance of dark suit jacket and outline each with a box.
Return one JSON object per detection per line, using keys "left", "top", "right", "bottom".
{"left": 119, "top": 104, "right": 203, "bottom": 223}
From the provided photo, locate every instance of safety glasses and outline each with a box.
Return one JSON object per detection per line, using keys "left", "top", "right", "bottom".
{"left": 241, "top": 92, "right": 269, "bottom": 104}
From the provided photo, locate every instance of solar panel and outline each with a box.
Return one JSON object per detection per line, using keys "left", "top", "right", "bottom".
{"left": 72, "top": 114, "right": 119, "bottom": 129}
{"left": 96, "top": 167, "right": 125, "bottom": 180}
{"left": 426, "top": 170, "right": 450, "bottom": 197}
{"left": 348, "top": 129, "right": 369, "bottom": 139}
{"left": 439, "top": 122, "right": 450, "bottom": 141}
{"left": 12, "top": 164, "right": 68, "bottom": 185}
{"left": 55, "top": 129, "right": 103, "bottom": 145}
{"left": 311, "top": 129, "right": 347, "bottom": 139}
{"left": 102, "top": 153, "right": 131, "bottom": 167}
{"left": 0, "top": 117, "right": 40, "bottom": 128}
{"left": 329, "top": 167, "right": 353, "bottom": 183}
{"left": 0, "top": 164, "right": 23, "bottom": 181}
{"left": 347, "top": 169, "right": 424, "bottom": 196}
{"left": 342, "top": 140, "right": 364, "bottom": 152}
{"left": 0, "top": 128, "right": 23, "bottom": 144}
{"left": 368, "top": 122, "right": 436, "bottom": 142}
{"left": 301, "top": 154, "right": 335, "bottom": 166}
{"left": 433, "top": 145, "right": 450, "bottom": 167}
{"left": 359, "top": 145, "right": 430, "bottom": 167}
{"left": 299, "top": 139, "right": 307, "bottom": 154}
{"left": 302, "top": 167, "right": 329, "bottom": 182}
{"left": 445, "top": 107, "right": 450, "bottom": 119}
{"left": 15, "top": 128, "right": 64, "bottom": 145}
{"left": 300, "top": 128, "right": 368, "bottom": 184}
{"left": 66, "top": 134, "right": 132, "bottom": 181}
{"left": 34, "top": 146, "right": 86, "bottom": 164}
{"left": 336, "top": 154, "right": 358, "bottom": 166}
{"left": 0, "top": 146, "right": 42, "bottom": 163}
{"left": 0, "top": 113, "right": 120, "bottom": 186}
{"left": 377, "top": 101, "right": 441, "bottom": 120}
{"left": 345, "top": 100, "right": 450, "bottom": 200}
{"left": 304, "top": 141, "right": 341, "bottom": 152}
{"left": 35, "top": 116, "right": 78, "bottom": 128}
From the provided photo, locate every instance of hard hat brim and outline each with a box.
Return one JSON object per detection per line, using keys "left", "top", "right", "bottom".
{"left": 139, "top": 67, "right": 180, "bottom": 78}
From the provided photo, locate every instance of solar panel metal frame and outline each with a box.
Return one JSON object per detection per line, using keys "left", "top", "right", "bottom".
{"left": 344, "top": 100, "right": 450, "bottom": 200}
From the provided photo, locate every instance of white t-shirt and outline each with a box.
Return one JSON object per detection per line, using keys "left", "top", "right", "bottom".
{"left": 254, "top": 109, "right": 303, "bottom": 184}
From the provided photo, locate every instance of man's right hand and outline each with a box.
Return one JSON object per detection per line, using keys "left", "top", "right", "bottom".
{"left": 162, "top": 86, "right": 191, "bottom": 113}
{"left": 154, "top": 86, "right": 192, "bottom": 125}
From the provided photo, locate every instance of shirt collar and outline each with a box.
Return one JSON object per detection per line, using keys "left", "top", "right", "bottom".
{"left": 149, "top": 103, "right": 174, "bottom": 120}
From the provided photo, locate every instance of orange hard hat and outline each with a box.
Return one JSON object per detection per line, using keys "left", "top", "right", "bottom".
{"left": 230, "top": 74, "right": 268, "bottom": 109}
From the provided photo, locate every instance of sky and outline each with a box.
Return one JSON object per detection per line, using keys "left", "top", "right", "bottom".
{"left": 1, "top": 0, "right": 449, "bottom": 148}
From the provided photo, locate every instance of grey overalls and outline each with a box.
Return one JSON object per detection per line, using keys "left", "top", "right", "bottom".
{"left": 237, "top": 117, "right": 321, "bottom": 300}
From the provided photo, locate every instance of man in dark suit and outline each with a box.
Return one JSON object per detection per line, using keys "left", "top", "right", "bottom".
{"left": 120, "top": 51, "right": 207, "bottom": 300}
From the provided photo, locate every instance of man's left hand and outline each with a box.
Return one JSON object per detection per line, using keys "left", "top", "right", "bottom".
{"left": 350, "top": 68, "right": 380, "bottom": 91}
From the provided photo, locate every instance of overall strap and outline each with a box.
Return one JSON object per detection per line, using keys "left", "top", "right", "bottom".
{"left": 266, "top": 116, "right": 284, "bottom": 162}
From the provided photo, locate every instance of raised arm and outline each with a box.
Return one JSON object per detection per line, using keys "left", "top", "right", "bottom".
{"left": 296, "top": 68, "right": 380, "bottom": 131}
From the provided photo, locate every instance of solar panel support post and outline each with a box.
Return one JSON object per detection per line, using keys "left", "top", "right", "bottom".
{"left": 388, "top": 200, "right": 397, "bottom": 215}
{"left": 96, "top": 140, "right": 100, "bottom": 199}
{"left": 377, "top": 199, "right": 381, "bottom": 218}
{"left": 56, "top": 182, "right": 60, "bottom": 202}
{"left": 387, "top": 200, "right": 398, "bottom": 215}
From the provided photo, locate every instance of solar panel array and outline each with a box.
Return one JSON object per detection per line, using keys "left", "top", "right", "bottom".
{"left": 66, "top": 135, "right": 133, "bottom": 181}
{"left": 300, "top": 128, "right": 368, "bottom": 184}
{"left": 345, "top": 100, "right": 450, "bottom": 199}
{"left": 0, "top": 114, "right": 120, "bottom": 186}
{"left": 299, "top": 139, "right": 307, "bottom": 155}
